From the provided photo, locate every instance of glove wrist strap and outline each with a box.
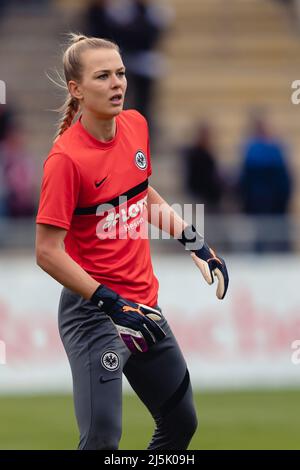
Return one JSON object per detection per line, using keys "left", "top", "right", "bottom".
{"left": 178, "top": 225, "right": 205, "bottom": 252}
{"left": 90, "top": 284, "right": 119, "bottom": 312}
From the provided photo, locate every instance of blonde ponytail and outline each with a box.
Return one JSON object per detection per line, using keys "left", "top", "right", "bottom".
{"left": 67, "top": 32, "right": 87, "bottom": 44}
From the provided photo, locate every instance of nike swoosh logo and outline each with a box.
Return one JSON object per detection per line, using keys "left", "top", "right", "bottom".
{"left": 95, "top": 177, "right": 107, "bottom": 188}
{"left": 99, "top": 376, "right": 120, "bottom": 384}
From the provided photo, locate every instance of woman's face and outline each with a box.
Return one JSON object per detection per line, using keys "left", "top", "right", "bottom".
{"left": 70, "top": 48, "right": 127, "bottom": 119}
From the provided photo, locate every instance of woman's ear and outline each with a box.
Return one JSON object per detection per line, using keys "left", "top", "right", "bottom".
{"left": 68, "top": 80, "right": 83, "bottom": 100}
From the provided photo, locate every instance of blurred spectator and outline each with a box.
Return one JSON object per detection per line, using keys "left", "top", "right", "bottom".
{"left": 84, "top": 0, "right": 172, "bottom": 130}
{"left": 182, "top": 122, "right": 224, "bottom": 213}
{"left": 0, "top": 106, "right": 14, "bottom": 215}
{"left": 84, "top": 0, "right": 115, "bottom": 41}
{"left": 0, "top": 127, "right": 37, "bottom": 218}
{"left": 83, "top": 0, "right": 172, "bottom": 132}
{"left": 239, "top": 116, "right": 293, "bottom": 252}
{"left": 0, "top": 106, "right": 14, "bottom": 144}
{"left": 0, "top": 0, "right": 8, "bottom": 20}
{"left": 110, "top": 0, "right": 172, "bottom": 128}
{"left": 273, "top": 0, "right": 300, "bottom": 27}
{"left": 0, "top": 152, "right": 7, "bottom": 216}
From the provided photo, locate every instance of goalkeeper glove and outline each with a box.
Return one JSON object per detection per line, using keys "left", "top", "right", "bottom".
{"left": 91, "top": 284, "right": 166, "bottom": 353}
{"left": 178, "top": 225, "right": 229, "bottom": 300}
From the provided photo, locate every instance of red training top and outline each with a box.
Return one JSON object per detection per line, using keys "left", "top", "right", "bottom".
{"left": 36, "top": 109, "right": 159, "bottom": 306}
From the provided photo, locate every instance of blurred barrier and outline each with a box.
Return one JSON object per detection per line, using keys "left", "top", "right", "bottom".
{"left": 203, "top": 214, "right": 295, "bottom": 253}
{"left": 0, "top": 218, "right": 35, "bottom": 249}
{"left": 0, "top": 215, "right": 297, "bottom": 252}
{"left": 0, "top": 254, "right": 299, "bottom": 393}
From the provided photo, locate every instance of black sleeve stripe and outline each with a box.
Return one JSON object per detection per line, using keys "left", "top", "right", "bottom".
{"left": 74, "top": 179, "right": 148, "bottom": 215}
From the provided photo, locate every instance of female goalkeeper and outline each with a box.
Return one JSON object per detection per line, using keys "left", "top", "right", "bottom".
{"left": 36, "top": 33, "right": 228, "bottom": 450}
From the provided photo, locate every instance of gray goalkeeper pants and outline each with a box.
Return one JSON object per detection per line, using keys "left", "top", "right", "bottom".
{"left": 58, "top": 288, "right": 198, "bottom": 450}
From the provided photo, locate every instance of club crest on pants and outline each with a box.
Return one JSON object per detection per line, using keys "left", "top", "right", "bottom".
{"left": 101, "top": 351, "right": 120, "bottom": 371}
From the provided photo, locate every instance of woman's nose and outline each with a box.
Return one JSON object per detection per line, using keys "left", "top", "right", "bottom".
{"left": 111, "top": 74, "right": 122, "bottom": 87}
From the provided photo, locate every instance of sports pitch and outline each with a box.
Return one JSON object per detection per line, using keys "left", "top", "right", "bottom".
{"left": 0, "top": 389, "right": 299, "bottom": 450}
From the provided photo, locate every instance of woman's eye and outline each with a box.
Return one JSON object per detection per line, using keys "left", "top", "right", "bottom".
{"left": 97, "top": 74, "right": 108, "bottom": 80}
{"left": 117, "top": 71, "right": 125, "bottom": 77}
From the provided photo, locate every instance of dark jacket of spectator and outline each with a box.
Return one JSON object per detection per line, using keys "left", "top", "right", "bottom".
{"left": 182, "top": 123, "right": 223, "bottom": 211}
{"left": 239, "top": 122, "right": 292, "bottom": 215}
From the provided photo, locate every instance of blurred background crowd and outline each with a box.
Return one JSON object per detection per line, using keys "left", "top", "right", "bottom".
{"left": 0, "top": 0, "right": 300, "bottom": 253}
